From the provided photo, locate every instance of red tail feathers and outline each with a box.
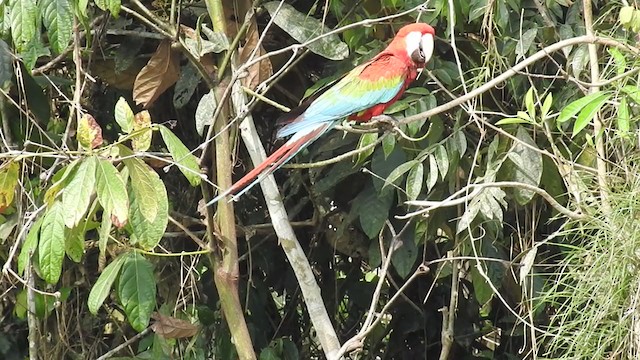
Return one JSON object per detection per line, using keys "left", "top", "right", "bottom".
{"left": 207, "top": 124, "right": 330, "bottom": 205}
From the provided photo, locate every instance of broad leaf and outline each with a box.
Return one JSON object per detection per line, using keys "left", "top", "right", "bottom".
{"left": 263, "top": 2, "right": 349, "bottom": 60}
{"left": 515, "top": 28, "right": 537, "bottom": 59}
{"left": 44, "top": 160, "right": 78, "bottom": 205}
{"left": 0, "top": 161, "right": 19, "bottom": 212}
{"left": 88, "top": 254, "right": 126, "bottom": 314}
{"left": 158, "top": 125, "right": 202, "bottom": 186}
{"left": 391, "top": 228, "right": 418, "bottom": 278}
{"left": 118, "top": 252, "right": 157, "bottom": 331}
{"left": 355, "top": 185, "right": 394, "bottom": 239}
{"left": 133, "top": 40, "right": 180, "bottom": 108}
{"left": 62, "top": 156, "right": 97, "bottom": 228}
{"left": 405, "top": 162, "right": 424, "bottom": 201}
{"left": 124, "top": 158, "right": 159, "bottom": 223}
{"left": 94, "top": 0, "right": 120, "bottom": 17}
{"left": 114, "top": 97, "right": 134, "bottom": 134}
{"left": 355, "top": 133, "right": 378, "bottom": 165}
{"left": 95, "top": 159, "right": 129, "bottom": 226}
{"left": 173, "top": 63, "right": 200, "bottom": 109}
{"left": 572, "top": 93, "right": 610, "bottom": 135}
{"left": 77, "top": 114, "right": 103, "bottom": 150}
{"left": 65, "top": 222, "right": 85, "bottom": 262}
{"left": 39, "top": 202, "right": 66, "bottom": 284}
{"left": 129, "top": 170, "right": 168, "bottom": 250}
{"left": 557, "top": 91, "right": 608, "bottom": 124}
{"left": 10, "top": 0, "right": 37, "bottom": 52}
{"left": 40, "top": 0, "right": 73, "bottom": 54}
{"left": 195, "top": 90, "right": 216, "bottom": 136}
{"left": 383, "top": 160, "right": 417, "bottom": 190}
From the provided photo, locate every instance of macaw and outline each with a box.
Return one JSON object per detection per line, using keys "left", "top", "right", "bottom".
{"left": 209, "top": 23, "right": 435, "bottom": 204}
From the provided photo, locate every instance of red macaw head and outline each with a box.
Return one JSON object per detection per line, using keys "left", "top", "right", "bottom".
{"left": 389, "top": 23, "right": 436, "bottom": 68}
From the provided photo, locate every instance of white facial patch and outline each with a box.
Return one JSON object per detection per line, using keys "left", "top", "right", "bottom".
{"left": 420, "top": 33, "right": 434, "bottom": 63}
{"left": 404, "top": 31, "right": 423, "bottom": 59}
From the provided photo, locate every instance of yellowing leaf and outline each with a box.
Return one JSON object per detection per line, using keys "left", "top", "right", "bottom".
{"left": 114, "top": 97, "right": 134, "bottom": 133}
{"left": 124, "top": 157, "right": 159, "bottom": 223}
{"left": 95, "top": 159, "right": 128, "bottom": 227}
{"left": 132, "top": 110, "right": 152, "bottom": 152}
{"left": 133, "top": 40, "right": 179, "bottom": 108}
{"left": 77, "top": 113, "right": 103, "bottom": 150}
{"left": 44, "top": 160, "right": 78, "bottom": 206}
{"left": 0, "top": 162, "right": 19, "bottom": 213}
{"left": 151, "top": 313, "right": 199, "bottom": 339}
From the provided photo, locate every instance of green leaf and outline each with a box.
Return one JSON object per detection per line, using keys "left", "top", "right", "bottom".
{"left": 195, "top": 90, "right": 216, "bottom": 136}
{"left": 62, "top": 156, "right": 97, "bottom": 228}
{"left": 622, "top": 85, "right": 640, "bottom": 104}
{"left": 572, "top": 93, "right": 610, "bottom": 135}
{"left": 114, "top": 97, "right": 134, "bottom": 134}
{"left": 618, "top": 97, "right": 630, "bottom": 133}
{"left": 557, "top": 91, "right": 608, "bottom": 124}
{"left": 40, "top": 0, "right": 73, "bottom": 54}
{"left": 98, "top": 210, "right": 112, "bottom": 260}
{"left": 383, "top": 160, "right": 417, "bottom": 190}
{"left": 620, "top": 5, "right": 635, "bottom": 25}
{"left": 391, "top": 230, "right": 418, "bottom": 279}
{"left": 129, "top": 170, "right": 168, "bottom": 250}
{"left": 515, "top": 28, "right": 537, "bottom": 59}
{"left": 38, "top": 202, "right": 66, "bottom": 284}
{"left": 118, "top": 252, "right": 157, "bottom": 331}
{"left": 88, "top": 254, "right": 126, "bottom": 315}
{"left": 95, "top": 159, "right": 129, "bottom": 227}
{"left": 382, "top": 133, "right": 396, "bottom": 158}
{"left": 609, "top": 47, "right": 627, "bottom": 76}
{"left": 18, "top": 216, "right": 43, "bottom": 275}
{"left": 406, "top": 162, "right": 424, "bottom": 201}
{"left": 496, "top": 117, "right": 532, "bottom": 126}
{"left": 95, "top": 0, "right": 121, "bottom": 17}
{"left": 65, "top": 222, "right": 85, "bottom": 262}
{"left": 355, "top": 185, "right": 393, "bottom": 239}
{"left": 505, "top": 127, "right": 542, "bottom": 205}
{"left": 263, "top": 1, "right": 349, "bottom": 60}
{"left": 158, "top": 125, "right": 202, "bottom": 186}
{"left": 541, "top": 93, "right": 553, "bottom": 119}
{"left": 426, "top": 154, "right": 438, "bottom": 192}
{"left": 10, "top": 0, "right": 37, "bottom": 53}
{"left": 355, "top": 132, "right": 379, "bottom": 165}
{"left": 0, "top": 39, "right": 14, "bottom": 90}
{"left": 434, "top": 144, "right": 449, "bottom": 179}
{"left": 124, "top": 158, "right": 159, "bottom": 223}
{"left": 525, "top": 87, "right": 535, "bottom": 120}
{"left": 0, "top": 161, "right": 19, "bottom": 211}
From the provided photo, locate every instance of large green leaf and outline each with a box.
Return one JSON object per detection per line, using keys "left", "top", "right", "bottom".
{"left": 124, "top": 158, "right": 159, "bottom": 223}
{"left": 572, "top": 93, "right": 610, "bottom": 135}
{"left": 263, "top": 2, "right": 349, "bottom": 60}
{"left": 158, "top": 125, "right": 202, "bottom": 186}
{"left": 118, "top": 252, "right": 157, "bottom": 331}
{"left": 95, "top": 159, "right": 129, "bottom": 226}
{"left": 129, "top": 170, "right": 168, "bottom": 250}
{"left": 505, "top": 127, "right": 543, "bottom": 205}
{"left": 62, "top": 156, "right": 97, "bottom": 228}
{"left": 88, "top": 254, "right": 126, "bottom": 315}
{"left": 40, "top": 0, "right": 73, "bottom": 54}
{"left": 38, "top": 201, "right": 66, "bottom": 284}
{"left": 557, "top": 91, "right": 608, "bottom": 124}
{"left": 10, "top": 0, "right": 37, "bottom": 52}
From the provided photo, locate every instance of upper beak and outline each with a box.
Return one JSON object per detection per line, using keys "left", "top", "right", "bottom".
{"left": 420, "top": 33, "right": 434, "bottom": 68}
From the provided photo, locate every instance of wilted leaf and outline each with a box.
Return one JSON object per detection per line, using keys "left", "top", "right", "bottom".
{"left": 39, "top": 201, "right": 65, "bottom": 284}
{"left": 151, "top": 313, "right": 199, "bottom": 338}
{"left": 88, "top": 254, "right": 126, "bottom": 314}
{"left": 118, "top": 252, "right": 156, "bottom": 331}
{"left": 132, "top": 111, "right": 152, "bottom": 152}
{"left": 114, "top": 97, "right": 134, "bottom": 133}
{"left": 195, "top": 90, "right": 216, "bottom": 136}
{"left": 40, "top": 0, "right": 73, "bottom": 54}
{"left": 158, "top": 125, "right": 201, "bottom": 186}
{"left": 133, "top": 40, "right": 180, "bottom": 108}
{"left": 77, "top": 114, "right": 103, "bottom": 150}
{"left": 10, "top": 0, "right": 37, "bottom": 52}
{"left": 239, "top": 20, "right": 273, "bottom": 89}
{"left": 182, "top": 25, "right": 228, "bottom": 57}
{"left": 263, "top": 2, "right": 349, "bottom": 60}
{"left": 95, "top": 159, "right": 128, "bottom": 226}
{"left": 62, "top": 157, "right": 97, "bottom": 228}
{"left": 0, "top": 162, "right": 19, "bottom": 212}
{"left": 519, "top": 247, "right": 537, "bottom": 285}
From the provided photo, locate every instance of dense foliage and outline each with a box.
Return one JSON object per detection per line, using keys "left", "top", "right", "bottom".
{"left": 1, "top": 0, "right": 640, "bottom": 359}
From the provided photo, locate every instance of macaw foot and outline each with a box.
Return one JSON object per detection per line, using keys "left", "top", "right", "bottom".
{"left": 370, "top": 114, "right": 399, "bottom": 131}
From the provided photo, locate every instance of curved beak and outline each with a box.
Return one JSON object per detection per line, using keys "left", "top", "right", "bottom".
{"left": 420, "top": 33, "right": 434, "bottom": 68}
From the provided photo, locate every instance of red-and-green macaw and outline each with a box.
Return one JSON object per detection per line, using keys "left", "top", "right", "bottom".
{"left": 210, "top": 23, "right": 435, "bottom": 204}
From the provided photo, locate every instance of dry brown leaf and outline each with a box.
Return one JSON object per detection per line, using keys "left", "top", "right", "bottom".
{"left": 239, "top": 20, "right": 273, "bottom": 90}
{"left": 133, "top": 40, "right": 180, "bottom": 108}
{"left": 151, "top": 312, "right": 199, "bottom": 339}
